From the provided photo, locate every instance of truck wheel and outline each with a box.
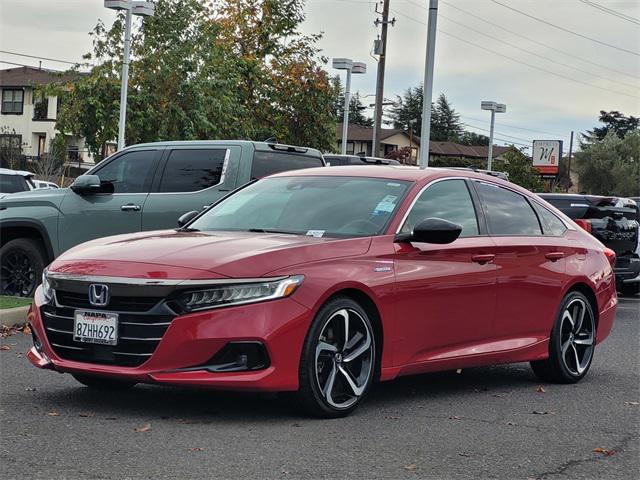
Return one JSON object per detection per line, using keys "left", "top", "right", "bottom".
{"left": 0, "top": 238, "right": 47, "bottom": 297}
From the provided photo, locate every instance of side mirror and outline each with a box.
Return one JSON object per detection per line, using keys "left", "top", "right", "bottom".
{"left": 395, "top": 218, "right": 462, "bottom": 244}
{"left": 177, "top": 210, "right": 199, "bottom": 228}
{"left": 70, "top": 175, "right": 113, "bottom": 195}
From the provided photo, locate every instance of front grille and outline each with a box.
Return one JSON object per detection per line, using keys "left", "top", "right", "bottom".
{"left": 41, "top": 301, "right": 175, "bottom": 368}
{"left": 55, "top": 290, "right": 162, "bottom": 312}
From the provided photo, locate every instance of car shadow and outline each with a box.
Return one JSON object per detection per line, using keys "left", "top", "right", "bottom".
{"left": 44, "top": 363, "right": 541, "bottom": 422}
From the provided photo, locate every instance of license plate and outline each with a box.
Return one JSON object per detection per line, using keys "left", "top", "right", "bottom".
{"left": 73, "top": 310, "right": 118, "bottom": 345}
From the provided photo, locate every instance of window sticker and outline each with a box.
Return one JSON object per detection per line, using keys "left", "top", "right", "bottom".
{"left": 306, "top": 230, "right": 325, "bottom": 238}
{"left": 372, "top": 194, "right": 398, "bottom": 216}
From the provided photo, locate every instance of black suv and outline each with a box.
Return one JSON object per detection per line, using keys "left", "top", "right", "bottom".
{"left": 539, "top": 193, "right": 640, "bottom": 296}
{"left": 323, "top": 154, "right": 401, "bottom": 166}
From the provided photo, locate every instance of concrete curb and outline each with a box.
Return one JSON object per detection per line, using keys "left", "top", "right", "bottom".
{"left": 1, "top": 306, "right": 30, "bottom": 327}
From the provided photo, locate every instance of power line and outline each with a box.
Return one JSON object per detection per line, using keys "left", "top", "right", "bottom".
{"left": 462, "top": 123, "right": 536, "bottom": 144}
{"left": 438, "top": 0, "right": 638, "bottom": 81}
{"left": 459, "top": 115, "right": 570, "bottom": 139}
{"left": 0, "top": 60, "right": 44, "bottom": 68}
{"left": 490, "top": 0, "right": 640, "bottom": 56}
{"left": 391, "top": 8, "right": 639, "bottom": 99}
{"left": 0, "top": 50, "right": 87, "bottom": 66}
{"left": 437, "top": 14, "right": 638, "bottom": 91}
{"left": 576, "top": 0, "right": 640, "bottom": 26}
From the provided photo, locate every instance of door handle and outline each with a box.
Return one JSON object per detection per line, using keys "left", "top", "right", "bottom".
{"left": 121, "top": 204, "right": 141, "bottom": 212}
{"left": 545, "top": 252, "right": 565, "bottom": 262}
{"left": 471, "top": 254, "right": 495, "bottom": 264}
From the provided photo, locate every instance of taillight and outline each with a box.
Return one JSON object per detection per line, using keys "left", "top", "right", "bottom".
{"left": 574, "top": 219, "right": 592, "bottom": 233}
{"left": 603, "top": 247, "right": 616, "bottom": 267}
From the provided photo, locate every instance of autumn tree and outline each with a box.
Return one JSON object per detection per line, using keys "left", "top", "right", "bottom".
{"left": 49, "top": 0, "right": 336, "bottom": 159}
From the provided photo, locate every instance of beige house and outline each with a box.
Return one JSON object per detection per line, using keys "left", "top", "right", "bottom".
{"left": 0, "top": 66, "right": 106, "bottom": 169}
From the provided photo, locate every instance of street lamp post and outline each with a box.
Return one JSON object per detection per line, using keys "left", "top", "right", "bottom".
{"left": 480, "top": 101, "right": 506, "bottom": 171}
{"left": 333, "top": 58, "right": 366, "bottom": 155}
{"left": 104, "top": 1, "right": 155, "bottom": 151}
{"left": 418, "top": 0, "right": 439, "bottom": 169}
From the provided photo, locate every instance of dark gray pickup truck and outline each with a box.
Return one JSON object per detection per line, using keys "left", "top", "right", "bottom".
{"left": 539, "top": 193, "right": 640, "bottom": 296}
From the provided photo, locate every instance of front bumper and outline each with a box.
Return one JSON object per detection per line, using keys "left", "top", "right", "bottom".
{"left": 27, "top": 287, "right": 312, "bottom": 392}
{"left": 614, "top": 255, "right": 640, "bottom": 284}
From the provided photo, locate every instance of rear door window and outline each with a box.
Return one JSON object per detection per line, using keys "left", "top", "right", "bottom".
{"left": 159, "top": 149, "right": 227, "bottom": 193}
{"left": 251, "top": 151, "right": 324, "bottom": 179}
{"left": 475, "top": 182, "right": 542, "bottom": 236}
{"left": 0, "top": 174, "right": 29, "bottom": 193}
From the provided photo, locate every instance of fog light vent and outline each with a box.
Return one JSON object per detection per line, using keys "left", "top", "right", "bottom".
{"left": 203, "top": 342, "right": 270, "bottom": 372}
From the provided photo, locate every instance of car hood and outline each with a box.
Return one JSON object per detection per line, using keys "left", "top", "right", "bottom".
{"left": 0, "top": 186, "right": 67, "bottom": 206}
{"left": 52, "top": 230, "right": 373, "bottom": 278}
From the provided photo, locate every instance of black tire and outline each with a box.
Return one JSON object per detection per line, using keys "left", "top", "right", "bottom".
{"left": 0, "top": 238, "right": 47, "bottom": 297}
{"left": 531, "top": 291, "right": 596, "bottom": 383}
{"left": 620, "top": 283, "right": 640, "bottom": 297}
{"left": 72, "top": 374, "right": 137, "bottom": 390}
{"left": 297, "top": 296, "right": 376, "bottom": 418}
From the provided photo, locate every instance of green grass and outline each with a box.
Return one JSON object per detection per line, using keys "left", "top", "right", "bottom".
{"left": 0, "top": 296, "right": 32, "bottom": 310}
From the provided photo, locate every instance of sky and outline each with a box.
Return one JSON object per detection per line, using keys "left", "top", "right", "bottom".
{"left": 1, "top": 0, "right": 639, "bottom": 152}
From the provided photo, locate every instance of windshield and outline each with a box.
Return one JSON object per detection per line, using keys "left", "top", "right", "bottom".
{"left": 190, "top": 176, "right": 411, "bottom": 238}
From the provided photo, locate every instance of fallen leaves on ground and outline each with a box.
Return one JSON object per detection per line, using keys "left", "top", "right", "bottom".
{"left": 79, "top": 412, "right": 95, "bottom": 418}
{"left": 593, "top": 447, "right": 616, "bottom": 457}
{"left": 188, "top": 447, "right": 204, "bottom": 452}
{"left": 0, "top": 345, "right": 11, "bottom": 351}
{"left": 531, "top": 410, "right": 556, "bottom": 415}
{"left": 0, "top": 324, "right": 30, "bottom": 339}
{"left": 448, "top": 415, "right": 461, "bottom": 420}
{"left": 536, "top": 386, "right": 546, "bottom": 393}
{"left": 134, "top": 422, "right": 151, "bottom": 433}
{"left": 25, "top": 387, "right": 36, "bottom": 392}
{"left": 624, "top": 401, "right": 639, "bottom": 406}
{"left": 385, "top": 415, "right": 401, "bottom": 420}
{"left": 47, "top": 411, "right": 59, "bottom": 416}
{"left": 507, "top": 421, "right": 516, "bottom": 426}
{"left": 458, "top": 452, "right": 473, "bottom": 457}
{"left": 403, "top": 463, "right": 417, "bottom": 471}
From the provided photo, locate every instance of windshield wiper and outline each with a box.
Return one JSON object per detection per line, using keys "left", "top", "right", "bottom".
{"left": 247, "top": 228, "right": 298, "bottom": 235}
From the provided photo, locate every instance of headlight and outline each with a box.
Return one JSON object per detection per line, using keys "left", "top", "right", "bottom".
{"left": 42, "top": 269, "right": 53, "bottom": 302}
{"left": 177, "top": 275, "right": 304, "bottom": 312}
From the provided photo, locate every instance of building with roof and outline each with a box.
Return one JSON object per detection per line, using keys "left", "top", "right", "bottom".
{"left": 336, "top": 123, "right": 512, "bottom": 165}
{"left": 0, "top": 66, "right": 102, "bottom": 168}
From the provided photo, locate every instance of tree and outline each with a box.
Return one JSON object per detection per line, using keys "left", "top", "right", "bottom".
{"left": 48, "top": 0, "right": 337, "bottom": 159}
{"left": 332, "top": 79, "right": 373, "bottom": 127}
{"left": 458, "top": 131, "right": 489, "bottom": 146}
{"left": 493, "top": 147, "right": 543, "bottom": 191}
{"left": 32, "top": 136, "right": 66, "bottom": 180}
{"left": 431, "top": 93, "right": 463, "bottom": 142}
{"left": 389, "top": 85, "right": 424, "bottom": 132}
{"left": 575, "top": 130, "right": 640, "bottom": 197}
{"left": 0, "top": 127, "right": 27, "bottom": 170}
{"left": 583, "top": 110, "right": 639, "bottom": 143}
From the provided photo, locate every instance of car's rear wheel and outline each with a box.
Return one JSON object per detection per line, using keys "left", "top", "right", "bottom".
{"left": 72, "top": 374, "right": 137, "bottom": 390}
{"left": 297, "top": 296, "right": 376, "bottom": 418}
{"left": 531, "top": 291, "right": 596, "bottom": 383}
{"left": 0, "top": 238, "right": 46, "bottom": 297}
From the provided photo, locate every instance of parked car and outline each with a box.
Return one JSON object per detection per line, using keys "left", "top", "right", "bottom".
{"left": 0, "top": 140, "right": 325, "bottom": 296}
{"left": 28, "top": 166, "right": 617, "bottom": 417}
{"left": 447, "top": 167, "right": 510, "bottom": 181}
{"left": 0, "top": 168, "right": 35, "bottom": 195}
{"left": 324, "top": 154, "right": 401, "bottom": 166}
{"left": 538, "top": 193, "right": 639, "bottom": 296}
{"left": 33, "top": 180, "right": 59, "bottom": 189}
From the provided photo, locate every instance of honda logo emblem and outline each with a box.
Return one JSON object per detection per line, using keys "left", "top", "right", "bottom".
{"left": 88, "top": 284, "right": 109, "bottom": 307}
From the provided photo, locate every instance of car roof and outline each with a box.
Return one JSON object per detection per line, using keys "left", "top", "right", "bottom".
{"left": 125, "top": 140, "right": 323, "bottom": 157}
{"left": 0, "top": 168, "right": 28, "bottom": 176}
{"left": 269, "top": 165, "right": 518, "bottom": 187}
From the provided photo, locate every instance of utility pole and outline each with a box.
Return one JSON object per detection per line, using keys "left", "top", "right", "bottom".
{"left": 118, "top": 7, "right": 133, "bottom": 152}
{"left": 567, "top": 130, "right": 574, "bottom": 185}
{"left": 372, "top": 0, "right": 394, "bottom": 158}
{"left": 418, "top": 0, "right": 438, "bottom": 169}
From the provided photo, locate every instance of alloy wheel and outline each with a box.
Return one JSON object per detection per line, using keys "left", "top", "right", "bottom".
{"left": 0, "top": 250, "right": 36, "bottom": 297}
{"left": 314, "top": 308, "right": 374, "bottom": 409}
{"left": 559, "top": 298, "right": 595, "bottom": 376}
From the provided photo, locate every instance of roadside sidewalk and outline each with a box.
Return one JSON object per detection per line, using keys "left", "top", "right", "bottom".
{"left": 0, "top": 306, "right": 29, "bottom": 328}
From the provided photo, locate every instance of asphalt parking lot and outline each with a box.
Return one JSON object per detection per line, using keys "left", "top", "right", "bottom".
{"left": 1, "top": 295, "right": 638, "bottom": 480}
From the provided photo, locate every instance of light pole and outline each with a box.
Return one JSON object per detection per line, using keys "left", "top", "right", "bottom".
{"left": 104, "top": 1, "right": 155, "bottom": 151}
{"left": 333, "top": 58, "right": 366, "bottom": 155}
{"left": 480, "top": 101, "right": 506, "bottom": 170}
{"left": 418, "top": 0, "right": 439, "bottom": 169}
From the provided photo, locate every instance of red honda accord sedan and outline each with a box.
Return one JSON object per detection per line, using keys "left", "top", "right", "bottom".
{"left": 27, "top": 167, "right": 618, "bottom": 417}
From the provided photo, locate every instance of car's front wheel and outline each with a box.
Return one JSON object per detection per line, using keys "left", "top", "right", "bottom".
{"left": 72, "top": 374, "right": 137, "bottom": 390}
{"left": 297, "top": 296, "right": 376, "bottom": 418}
{"left": 531, "top": 291, "right": 596, "bottom": 383}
